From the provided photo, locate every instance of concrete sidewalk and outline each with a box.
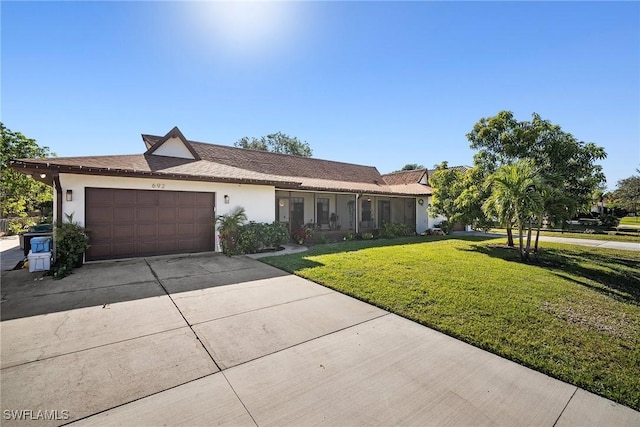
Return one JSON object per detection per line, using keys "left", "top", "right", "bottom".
{"left": 1, "top": 236, "right": 25, "bottom": 271}
{"left": 1, "top": 254, "right": 638, "bottom": 426}
{"left": 458, "top": 231, "right": 640, "bottom": 251}
{"left": 536, "top": 235, "right": 640, "bottom": 251}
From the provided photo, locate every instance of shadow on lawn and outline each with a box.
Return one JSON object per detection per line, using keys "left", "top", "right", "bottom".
{"left": 462, "top": 244, "right": 640, "bottom": 305}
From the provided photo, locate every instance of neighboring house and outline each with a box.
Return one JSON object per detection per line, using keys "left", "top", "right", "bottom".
{"left": 10, "top": 127, "right": 441, "bottom": 261}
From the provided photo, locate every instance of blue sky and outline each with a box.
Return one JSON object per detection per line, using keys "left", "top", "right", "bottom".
{"left": 2, "top": 1, "right": 638, "bottom": 191}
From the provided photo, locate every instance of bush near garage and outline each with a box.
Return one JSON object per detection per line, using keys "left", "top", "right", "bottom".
{"left": 236, "top": 221, "right": 289, "bottom": 254}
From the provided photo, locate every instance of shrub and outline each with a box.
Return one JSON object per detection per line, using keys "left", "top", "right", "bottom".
{"left": 380, "top": 222, "right": 414, "bottom": 238}
{"left": 216, "top": 207, "right": 247, "bottom": 255}
{"left": 315, "top": 234, "right": 328, "bottom": 244}
{"left": 53, "top": 213, "right": 89, "bottom": 279}
{"left": 436, "top": 220, "right": 451, "bottom": 234}
{"left": 265, "top": 221, "right": 289, "bottom": 248}
{"left": 236, "top": 221, "right": 264, "bottom": 254}
{"left": 361, "top": 232, "right": 374, "bottom": 240}
{"left": 292, "top": 227, "right": 313, "bottom": 245}
{"left": 600, "top": 214, "right": 620, "bottom": 228}
{"left": 7, "top": 217, "right": 36, "bottom": 235}
{"left": 236, "top": 221, "right": 289, "bottom": 254}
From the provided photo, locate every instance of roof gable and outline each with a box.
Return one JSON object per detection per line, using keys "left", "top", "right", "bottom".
{"left": 381, "top": 169, "right": 428, "bottom": 186}
{"left": 145, "top": 127, "right": 201, "bottom": 160}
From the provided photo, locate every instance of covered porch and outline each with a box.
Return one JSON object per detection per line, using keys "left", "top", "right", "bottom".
{"left": 275, "top": 190, "right": 418, "bottom": 237}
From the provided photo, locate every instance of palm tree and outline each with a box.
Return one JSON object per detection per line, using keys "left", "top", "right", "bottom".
{"left": 483, "top": 185, "right": 516, "bottom": 247}
{"left": 484, "top": 161, "right": 544, "bottom": 261}
{"left": 216, "top": 206, "right": 247, "bottom": 254}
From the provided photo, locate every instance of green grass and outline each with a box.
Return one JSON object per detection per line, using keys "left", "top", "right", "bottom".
{"left": 620, "top": 216, "right": 640, "bottom": 225}
{"left": 489, "top": 228, "right": 640, "bottom": 242}
{"left": 261, "top": 236, "right": 640, "bottom": 410}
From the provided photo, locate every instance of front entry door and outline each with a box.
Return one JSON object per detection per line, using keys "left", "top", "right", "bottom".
{"left": 378, "top": 200, "right": 391, "bottom": 226}
{"left": 291, "top": 197, "right": 304, "bottom": 231}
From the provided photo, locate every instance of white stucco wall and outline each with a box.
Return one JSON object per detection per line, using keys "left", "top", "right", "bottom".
{"left": 57, "top": 173, "right": 275, "bottom": 252}
{"left": 151, "top": 137, "right": 195, "bottom": 159}
{"left": 416, "top": 197, "right": 429, "bottom": 233}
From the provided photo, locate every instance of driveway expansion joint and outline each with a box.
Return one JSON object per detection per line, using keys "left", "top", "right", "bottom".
{"left": 552, "top": 387, "right": 578, "bottom": 427}
{"left": 144, "top": 259, "right": 223, "bottom": 371}
{"left": 187, "top": 290, "right": 336, "bottom": 327}
{"left": 1, "top": 325, "right": 192, "bottom": 370}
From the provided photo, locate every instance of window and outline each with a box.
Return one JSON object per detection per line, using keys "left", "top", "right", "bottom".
{"left": 317, "top": 198, "right": 329, "bottom": 225}
{"left": 361, "top": 199, "right": 372, "bottom": 221}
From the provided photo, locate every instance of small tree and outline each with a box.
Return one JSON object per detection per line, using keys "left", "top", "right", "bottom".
{"left": 1, "top": 123, "right": 54, "bottom": 220}
{"left": 428, "top": 162, "right": 465, "bottom": 234}
{"left": 484, "top": 161, "right": 544, "bottom": 261}
{"left": 455, "top": 166, "right": 493, "bottom": 232}
{"left": 612, "top": 173, "right": 640, "bottom": 215}
{"left": 216, "top": 206, "right": 247, "bottom": 255}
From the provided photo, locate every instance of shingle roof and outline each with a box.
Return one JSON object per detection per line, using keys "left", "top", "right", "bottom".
{"left": 10, "top": 128, "right": 434, "bottom": 196}
{"left": 426, "top": 165, "right": 470, "bottom": 176}
{"left": 381, "top": 169, "right": 428, "bottom": 186}
{"left": 143, "top": 134, "right": 383, "bottom": 184}
{"left": 11, "top": 154, "right": 299, "bottom": 186}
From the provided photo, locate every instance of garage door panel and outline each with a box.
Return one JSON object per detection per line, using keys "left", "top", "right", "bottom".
{"left": 196, "top": 223, "right": 212, "bottom": 235}
{"left": 136, "top": 224, "right": 157, "bottom": 238}
{"left": 112, "top": 242, "right": 136, "bottom": 256}
{"left": 195, "top": 192, "right": 212, "bottom": 205}
{"left": 86, "top": 188, "right": 214, "bottom": 261}
{"left": 114, "top": 207, "right": 135, "bottom": 222}
{"left": 178, "top": 239, "right": 197, "bottom": 251}
{"left": 136, "top": 191, "right": 157, "bottom": 205}
{"left": 88, "top": 208, "right": 113, "bottom": 223}
{"left": 88, "top": 244, "right": 113, "bottom": 259}
{"left": 86, "top": 188, "right": 111, "bottom": 205}
{"left": 178, "top": 193, "right": 196, "bottom": 205}
{"left": 113, "top": 190, "right": 134, "bottom": 205}
{"left": 158, "top": 192, "right": 177, "bottom": 206}
{"left": 195, "top": 207, "right": 212, "bottom": 221}
{"left": 157, "top": 240, "right": 178, "bottom": 253}
{"left": 177, "top": 223, "right": 195, "bottom": 235}
{"left": 88, "top": 225, "right": 112, "bottom": 240}
{"left": 158, "top": 209, "right": 176, "bottom": 222}
{"left": 158, "top": 224, "right": 177, "bottom": 236}
{"left": 137, "top": 241, "right": 158, "bottom": 255}
{"left": 178, "top": 208, "right": 195, "bottom": 222}
{"left": 137, "top": 207, "right": 157, "bottom": 222}
{"left": 112, "top": 224, "right": 135, "bottom": 240}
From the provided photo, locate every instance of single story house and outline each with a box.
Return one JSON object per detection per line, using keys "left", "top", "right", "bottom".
{"left": 10, "top": 127, "right": 452, "bottom": 261}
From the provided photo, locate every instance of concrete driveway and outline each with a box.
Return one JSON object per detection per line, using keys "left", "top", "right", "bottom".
{"left": 1, "top": 254, "right": 638, "bottom": 426}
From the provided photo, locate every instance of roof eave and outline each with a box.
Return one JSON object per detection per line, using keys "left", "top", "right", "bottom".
{"left": 9, "top": 160, "right": 299, "bottom": 187}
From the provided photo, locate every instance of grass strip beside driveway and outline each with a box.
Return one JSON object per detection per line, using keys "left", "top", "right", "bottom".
{"left": 260, "top": 236, "right": 640, "bottom": 411}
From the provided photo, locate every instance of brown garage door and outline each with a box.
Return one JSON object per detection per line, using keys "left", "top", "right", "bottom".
{"left": 85, "top": 188, "right": 215, "bottom": 261}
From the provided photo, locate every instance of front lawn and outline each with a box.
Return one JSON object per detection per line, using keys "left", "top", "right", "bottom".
{"left": 620, "top": 216, "right": 640, "bottom": 225}
{"left": 261, "top": 236, "right": 640, "bottom": 410}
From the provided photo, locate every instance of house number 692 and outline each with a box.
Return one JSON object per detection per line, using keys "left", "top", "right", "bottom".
{"left": 152, "top": 183, "right": 165, "bottom": 189}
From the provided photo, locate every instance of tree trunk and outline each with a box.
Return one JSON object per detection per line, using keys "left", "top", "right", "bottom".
{"left": 506, "top": 224, "right": 514, "bottom": 247}
{"left": 534, "top": 216, "right": 543, "bottom": 256}
{"left": 525, "top": 220, "right": 533, "bottom": 261}
{"left": 518, "top": 224, "right": 525, "bottom": 261}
